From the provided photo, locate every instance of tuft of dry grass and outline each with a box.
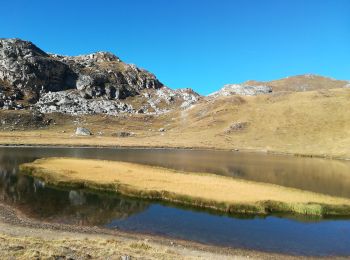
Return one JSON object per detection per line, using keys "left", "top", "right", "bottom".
{"left": 20, "top": 157, "right": 350, "bottom": 216}
{"left": 0, "top": 233, "right": 187, "bottom": 260}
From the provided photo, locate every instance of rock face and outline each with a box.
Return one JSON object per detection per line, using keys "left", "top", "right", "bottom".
{"left": 36, "top": 90, "right": 134, "bottom": 115}
{"left": 53, "top": 52, "right": 163, "bottom": 100}
{"left": 0, "top": 39, "right": 76, "bottom": 102}
{"left": 0, "top": 38, "right": 201, "bottom": 115}
{"left": 0, "top": 38, "right": 162, "bottom": 102}
{"left": 35, "top": 87, "right": 200, "bottom": 115}
{"left": 209, "top": 84, "right": 272, "bottom": 97}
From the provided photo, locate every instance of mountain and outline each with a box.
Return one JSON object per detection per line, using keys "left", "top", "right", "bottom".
{"left": 0, "top": 38, "right": 199, "bottom": 114}
{"left": 1, "top": 38, "right": 349, "bottom": 116}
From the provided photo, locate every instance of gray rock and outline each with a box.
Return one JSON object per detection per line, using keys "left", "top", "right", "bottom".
{"left": 75, "top": 127, "right": 92, "bottom": 136}
{"left": 158, "top": 128, "right": 166, "bottom": 132}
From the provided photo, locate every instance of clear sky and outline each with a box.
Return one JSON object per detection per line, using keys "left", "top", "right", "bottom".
{"left": 1, "top": 0, "right": 349, "bottom": 95}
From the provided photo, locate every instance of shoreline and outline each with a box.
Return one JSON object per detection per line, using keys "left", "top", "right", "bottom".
{"left": 0, "top": 202, "right": 307, "bottom": 259}
{"left": 1, "top": 142, "right": 350, "bottom": 162}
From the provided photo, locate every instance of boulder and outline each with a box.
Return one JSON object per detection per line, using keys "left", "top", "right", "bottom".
{"left": 75, "top": 127, "right": 92, "bottom": 136}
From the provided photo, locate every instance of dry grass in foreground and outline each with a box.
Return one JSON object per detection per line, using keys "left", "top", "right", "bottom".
{"left": 1, "top": 230, "right": 237, "bottom": 260}
{"left": 0, "top": 233, "right": 181, "bottom": 260}
{"left": 20, "top": 158, "right": 350, "bottom": 216}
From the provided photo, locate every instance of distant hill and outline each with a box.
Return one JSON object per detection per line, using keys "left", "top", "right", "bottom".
{"left": 210, "top": 74, "right": 349, "bottom": 98}
{"left": 243, "top": 74, "right": 349, "bottom": 92}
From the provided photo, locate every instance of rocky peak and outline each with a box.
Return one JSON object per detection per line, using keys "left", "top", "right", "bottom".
{"left": 0, "top": 38, "right": 199, "bottom": 115}
{"left": 0, "top": 38, "right": 164, "bottom": 104}
{"left": 0, "top": 38, "right": 76, "bottom": 102}
{"left": 0, "top": 38, "right": 47, "bottom": 58}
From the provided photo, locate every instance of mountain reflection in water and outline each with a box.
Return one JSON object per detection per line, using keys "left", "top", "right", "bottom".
{"left": 0, "top": 161, "right": 149, "bottom": 226}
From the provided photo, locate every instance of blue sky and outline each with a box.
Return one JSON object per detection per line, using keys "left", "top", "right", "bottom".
{"left": 1, "top": 0, "right": 349, "bottom": 95}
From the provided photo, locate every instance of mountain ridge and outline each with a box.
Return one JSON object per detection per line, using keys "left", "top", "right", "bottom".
{"left": 0, "top": 38, "right": 199, "bottom": 114}
{"left": 1, "top": 38, "right": 349, "bottom": 115}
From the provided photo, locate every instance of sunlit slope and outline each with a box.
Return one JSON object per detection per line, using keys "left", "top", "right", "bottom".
{"left": 170, "top": 88, "right": 350, "bottom": 157}
{"left": 244, "top": 74, "right": 349, "bottom": 92}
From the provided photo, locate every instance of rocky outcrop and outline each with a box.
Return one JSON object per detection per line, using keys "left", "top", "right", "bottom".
{"left": 144, "top": 87, "right": 200, "bottom": 113}
{"left": 36, "top": 90, "right": 134, "bottom": 115}
{"left": 35, "top": 87, "right": 199, "bottom": 115}
{"left": 0, "top": 91, "right": 23, "bottom": 110}
{"left": 209, "top": 84, "right": 272, "bottom": 97}
{"left": 0, "top": 39, "right": 163, "bottom": 102}
{"left": 52, "top": 52, "right": 163, "bottom": 100}
{"left": 0, "top": 39, "right": 76, "bottom": 102}
{"left": 0, "top": 38, "right": 201, "bottom": 115}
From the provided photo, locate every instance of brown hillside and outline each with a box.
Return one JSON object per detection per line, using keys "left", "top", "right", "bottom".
{"left": 244, "top": 74, "right": 349, "bottom": 92}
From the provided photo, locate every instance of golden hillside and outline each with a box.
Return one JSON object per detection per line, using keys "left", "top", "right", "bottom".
{"left": 244, "top": 74, "right": 349, "bottom": 92}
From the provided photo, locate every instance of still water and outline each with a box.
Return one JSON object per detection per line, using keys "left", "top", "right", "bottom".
{"left": 0, "top": 147, "right": 350, "bottom": 256}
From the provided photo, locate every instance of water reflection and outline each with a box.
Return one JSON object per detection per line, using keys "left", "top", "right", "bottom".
{"left": 1, "top": 147, "right": 350, "bottom": 197}
{"left": 0, "top": 163, "right": 149, "bottom": 225}
{"left": 1, "top": 147, "right": 350, "bottom": 256}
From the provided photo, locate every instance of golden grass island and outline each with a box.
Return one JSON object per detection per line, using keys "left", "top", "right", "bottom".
{"left": 19, "top": 157, "right": 350, "bottom": 217}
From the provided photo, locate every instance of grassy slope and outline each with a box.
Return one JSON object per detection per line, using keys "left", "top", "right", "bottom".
{"left": 244, "top": 74, "right": 349, "bottom": 92}
{"left": 174, "top": 88, "right": 350, "bottom": 158}
{"left": 20, "top": 158, "right": 350, "bottom": 216}
{"left": 1, "top": 88, "right": 350, "bottom": 159}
